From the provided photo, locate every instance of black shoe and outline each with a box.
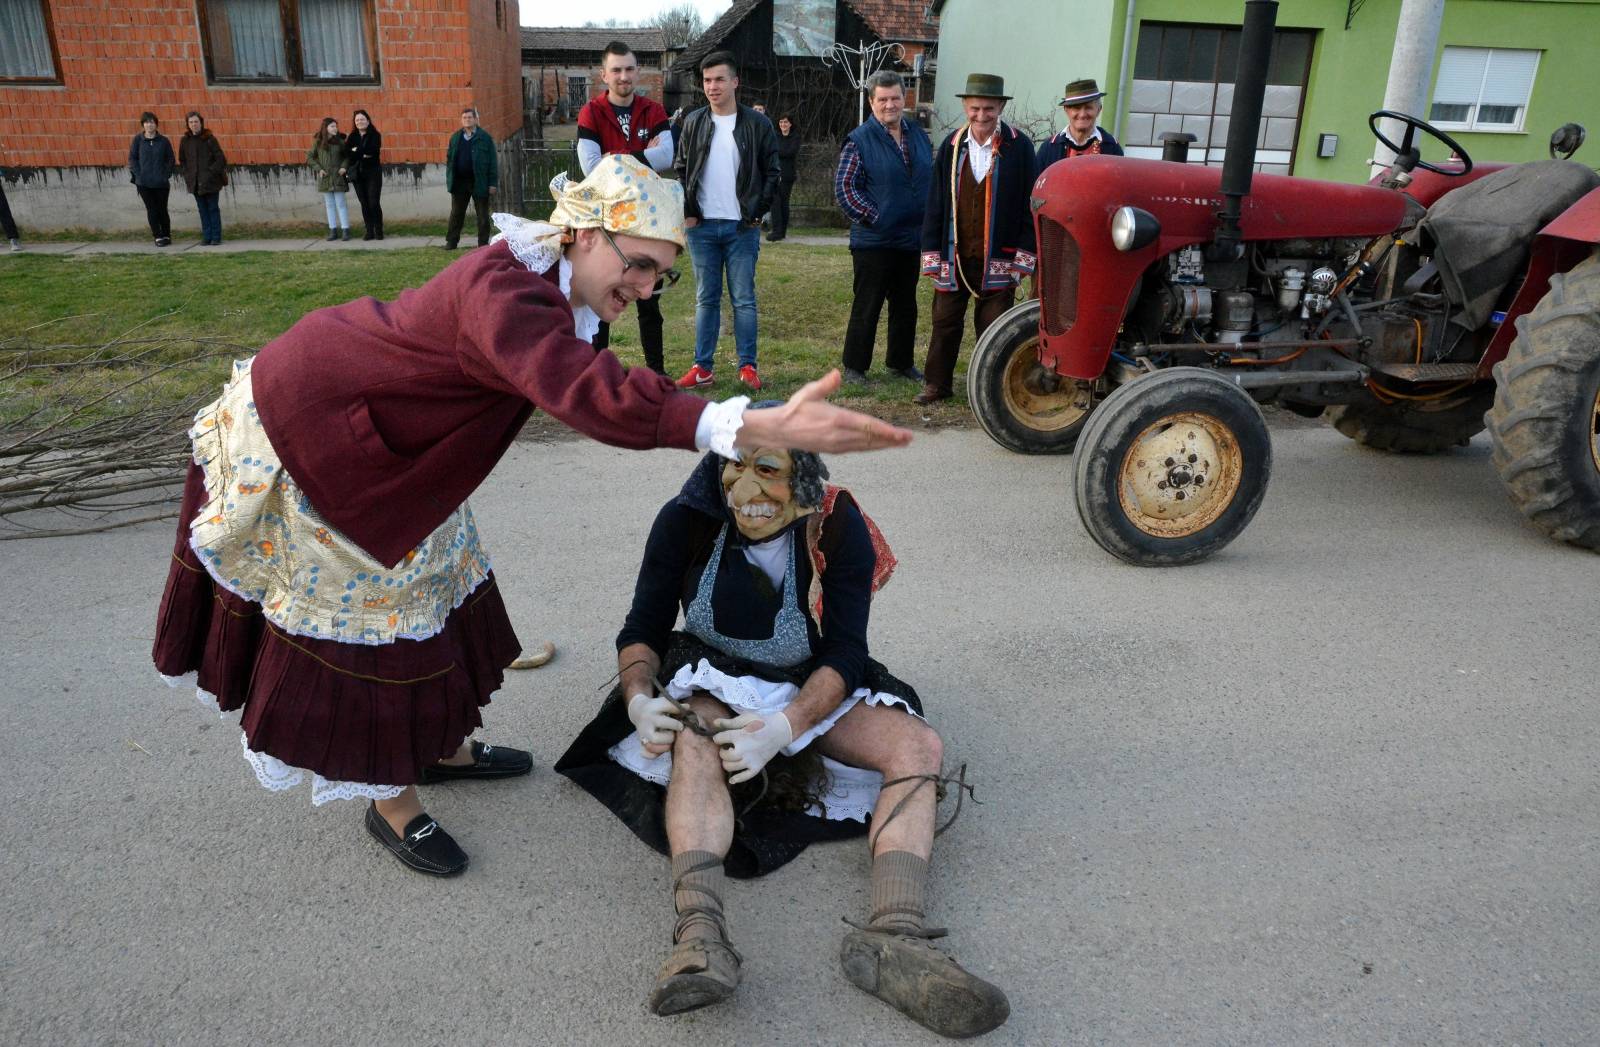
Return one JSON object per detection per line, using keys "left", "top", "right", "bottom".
{"left": 363, "top": 229, "right": 375, "bottom": 241}
{"left": 326, "top": 230, "right": 339, "bottom": 241}
{"left": 375, "top": 230, "right": 385, "bottom": 240}
{"left": 765, "top": 233, "right": 784, "bottom": 242}
{"left": 155, "top": 237, "right": 171, "bottom": 247}
{"left": 440, "top": 243, "right": 458, "bottom": 250}
{"left": 364, "top": 804, "right": 468, "bottom": 876}
{"left": 418, "top": 740, "right": 533, "bottom": 784}
{"left": 890, "top": 365, "right": 925, "bottom": 383}
{"left": 841, "top": 367, "right": 868, "bottom": 384}
{"left": 342, "top": 229, "right": 351, "bottom": 241}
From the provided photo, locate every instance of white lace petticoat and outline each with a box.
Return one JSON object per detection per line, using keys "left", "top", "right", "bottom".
{"left": 606, "top": 659, "right": 923, "bottom": 823}
{"left": 162, "top": 671, "right": 407, "bottom": 805}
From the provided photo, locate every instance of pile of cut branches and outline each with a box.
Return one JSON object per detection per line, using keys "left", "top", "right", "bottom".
{"left": 0, "top": 316, "right": 248, "bottom": 539}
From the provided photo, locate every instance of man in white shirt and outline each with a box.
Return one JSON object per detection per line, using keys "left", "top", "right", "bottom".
{"left": 672, "top": 51, "right": 781, "bottom": 392}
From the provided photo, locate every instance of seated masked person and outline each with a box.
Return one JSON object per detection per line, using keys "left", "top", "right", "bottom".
{"left": 556, "top": 433, "right": 1009, "bottom": 1039}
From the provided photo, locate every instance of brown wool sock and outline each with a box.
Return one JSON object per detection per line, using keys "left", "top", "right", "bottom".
{"left": 671, "top": 850, "right": 728, "bottom": 942}
{"left": 869, "top": 850, "right": 929, "bottom": 934}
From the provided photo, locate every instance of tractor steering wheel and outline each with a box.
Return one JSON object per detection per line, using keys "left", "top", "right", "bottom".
{"left": 1368, "top": 110, "right": 1472, "bottom": 175}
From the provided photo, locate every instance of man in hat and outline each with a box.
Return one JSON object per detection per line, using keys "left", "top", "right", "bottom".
{"left": 914, "top": 73, "right": 1037, "bottom": 406}
{"left": 1036, "top": 78, "right": 1124, "bottom": 171}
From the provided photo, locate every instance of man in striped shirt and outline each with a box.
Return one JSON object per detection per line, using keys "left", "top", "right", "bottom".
{"left": 833, "top": 72, "right": 933, "bottom": 385}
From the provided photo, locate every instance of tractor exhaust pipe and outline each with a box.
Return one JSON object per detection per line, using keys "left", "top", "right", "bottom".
{"left": 1213, "top": 0, "right": 1279, "bottom": 260}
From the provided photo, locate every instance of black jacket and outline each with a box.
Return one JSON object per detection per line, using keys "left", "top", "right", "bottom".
{"left": 128, "top": 133, "right": 174, "bottom": 189}
{"left": 776, "top": 130, "right": 801, "bottom": 184}
{"left": 178, "top": 130, "right": 228, "bottom": 195}
{"left": 674, "top": 103, "right": 781, "bottom": 222}
{"left": 345, "top": 127, "right": 381, "bottom": 180}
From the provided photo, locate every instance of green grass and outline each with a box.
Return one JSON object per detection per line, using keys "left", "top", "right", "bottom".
{"left": 0, "top": 241, "right": 983, "bottom": 430}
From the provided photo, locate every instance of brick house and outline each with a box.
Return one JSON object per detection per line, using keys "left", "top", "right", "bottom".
{"left": 0, "top": 0, "right": 523, "bottom": 232}
{"left": 521, "top": 26, "right": 672, "bottom": 130}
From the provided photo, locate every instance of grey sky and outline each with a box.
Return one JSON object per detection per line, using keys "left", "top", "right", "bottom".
{"left": 520, "top": 0, "right": 734, "bottom": 29}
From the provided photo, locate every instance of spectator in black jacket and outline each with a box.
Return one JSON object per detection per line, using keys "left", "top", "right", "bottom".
{"left": 346, "top": 109, "right": 384, "bottom": 240}
{"left": 129, "top": 113, "right": 175, "bottom": 247}
{"left": 179, "top": 112, "right": 228, "bottom": 246}
{"left": 768, "top": 113, "right": 801, "bottom": 242}
{"left": 1035, "top": 79, "right": 1124, "bottom": 171}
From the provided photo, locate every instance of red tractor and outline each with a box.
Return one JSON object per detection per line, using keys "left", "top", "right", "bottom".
{"left": 969, "top": 1, "right": 1600, "bottom": 565}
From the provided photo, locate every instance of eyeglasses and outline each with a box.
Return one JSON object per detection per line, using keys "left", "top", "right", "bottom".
{"left": 601, "top": 227, "right": 681, "bottom": 289}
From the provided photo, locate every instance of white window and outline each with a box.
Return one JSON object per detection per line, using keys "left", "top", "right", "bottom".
{"left": 0, "top": 0, "right": 58, "bottom": 82}
{"left": 1430, "top": 47, "right": 1540, "bottom": 132}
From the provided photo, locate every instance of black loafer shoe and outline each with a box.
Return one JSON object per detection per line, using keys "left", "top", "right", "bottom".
{"left": 419, "top": 740, "right": 533, "bottom": 784}
{"left": 365, "top": 804, "right": 468, "bottom": 876}
{"left": 890, "top": 365, "right": 925, "bottom": 383}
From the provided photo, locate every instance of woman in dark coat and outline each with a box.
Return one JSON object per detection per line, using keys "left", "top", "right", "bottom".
{"left": 178, "top": 111, "right": 227, "bottom": 245}
{"left": 128, "top": 112, "right": 175, "bottom": 246}
{"left": 768, "top": 113, "right": 801, "bottom": 242}
{"left": 345, "top": 109, "right": 384, "bottom": 240}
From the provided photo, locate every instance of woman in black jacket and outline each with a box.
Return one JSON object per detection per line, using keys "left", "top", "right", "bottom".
{"left": 345, "top": 109, "right": 384, "bottom": 240}
{"left": 178, "top": 111, "right": 228, "bottom": 246}
{"left": 128, "top": 111, "right": 175, "bottom": 247}
{"left": 769, "top": 113, "right": 801, "bottom": 242}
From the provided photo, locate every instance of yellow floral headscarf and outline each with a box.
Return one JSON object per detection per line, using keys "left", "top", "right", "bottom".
{"left": 547, "top": 155, "right": 686, "bottom": 248}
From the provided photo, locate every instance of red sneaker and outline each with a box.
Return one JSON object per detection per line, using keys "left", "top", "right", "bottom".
{"left": 675, "top": 365, "right": 714, "bottom": 389}
{"left": 738, "top": 364, "right": 762, "bottom": 391}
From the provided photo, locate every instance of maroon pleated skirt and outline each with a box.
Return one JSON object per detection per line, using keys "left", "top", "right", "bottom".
{"left": 152, "top": 463, "right": 522, "bottom": 786}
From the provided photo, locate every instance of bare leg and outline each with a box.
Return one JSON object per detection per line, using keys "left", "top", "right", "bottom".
{"left": 374, "top": 785, "right": 423, "bottom": 836}
{"left": 665, "top": 693, "right": 735, "bottom": 941}
{"left": 814, "top": 701, "right": 943, "bottom": 859}
{"left": 439, "top": 741, "right": 475, "bottom": 766}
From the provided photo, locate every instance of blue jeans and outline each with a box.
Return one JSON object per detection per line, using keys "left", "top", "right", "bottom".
{"left": 322, "top": 191, "right": 349, "bottom": 229}
{"left": 195, "top": 192, "right": 222, "bottom": 243}
{"left": 687, "top": 219, "right": 760, "bottom": 370}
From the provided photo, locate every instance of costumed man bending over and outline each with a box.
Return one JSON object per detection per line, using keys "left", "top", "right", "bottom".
{"left": 556, "top": 435, "right": 1009, "bottom": 1038}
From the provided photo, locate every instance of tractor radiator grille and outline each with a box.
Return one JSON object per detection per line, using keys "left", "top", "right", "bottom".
{"left": 1038, "top": 217, "right": 1080, "bottom": 336}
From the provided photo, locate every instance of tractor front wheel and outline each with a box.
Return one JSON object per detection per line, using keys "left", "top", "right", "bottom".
{"left": 967, "top": 298, "right": 1097, "bottom": 454}
{"left": 1072, "top": 368, "right": 1272, "bottom": 566}
{"left": 1484, "top": 251, "right": 1600, "bottom": 551}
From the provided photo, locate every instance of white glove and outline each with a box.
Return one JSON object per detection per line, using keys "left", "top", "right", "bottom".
{"left": 712, "top": 711, "right": 794, "bottom": 785}
{"left": 627, "top": 693, "right": 684, "bottom": 755}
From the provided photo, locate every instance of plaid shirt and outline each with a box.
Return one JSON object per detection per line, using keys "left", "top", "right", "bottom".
{"left": 834, "top": 123, "right": 914, "bottom": 227}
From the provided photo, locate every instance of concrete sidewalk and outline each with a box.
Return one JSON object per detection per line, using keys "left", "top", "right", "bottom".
{"left": 7, "top": 233, "right": 851, "bottom": 256}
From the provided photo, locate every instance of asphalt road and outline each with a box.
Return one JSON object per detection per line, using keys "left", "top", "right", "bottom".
{"left": 3, "top": 425, "right": 1596, "bottom": 1046}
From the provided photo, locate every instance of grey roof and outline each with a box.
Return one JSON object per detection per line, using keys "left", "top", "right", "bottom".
{"left": 521, "top": 27, "right": 669, "bottom": 55}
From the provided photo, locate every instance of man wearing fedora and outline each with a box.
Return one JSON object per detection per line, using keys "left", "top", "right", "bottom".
{"left": 915, "top": 73, "right": 1037, "bottom": 406}
{"left": 1036, "top": 78, "right": 1124, "bottom": 171}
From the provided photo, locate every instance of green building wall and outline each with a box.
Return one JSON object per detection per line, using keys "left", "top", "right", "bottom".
{"left": 1088, "top": 0, "right": 1597, "bottom": 182}
{"left": 930, "top": 0, "right": 1115, "bottom": 137}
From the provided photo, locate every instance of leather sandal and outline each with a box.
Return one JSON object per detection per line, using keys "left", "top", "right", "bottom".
{"left": 648, "top": 934, "right": 743, "bottom": 1016}
{"left": 840, "top": 924, "right": 1009, "bottom": 1038}
{"left": 418, "top": 740, "right": 533, "bottom": 784}
{"left": 364, "top": 804, "right": 468, "bottom": 876}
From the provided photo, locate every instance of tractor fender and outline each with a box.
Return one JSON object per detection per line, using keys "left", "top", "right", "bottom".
{"left": 1478, "top": 186, "right": 1600, "bottom": 373}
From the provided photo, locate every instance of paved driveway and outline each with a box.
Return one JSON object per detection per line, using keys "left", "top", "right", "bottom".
{"left": 3, "top": 427, "right": 1595, "bottom": 1045}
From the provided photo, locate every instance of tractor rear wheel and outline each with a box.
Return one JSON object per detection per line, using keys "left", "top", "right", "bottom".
{"left": 1327, "top": 390, "right": 1493, "bottom": 453}
{"left": 1072, "top": 368, "right": 1272, "bottom": 566}
{"left": 967, "top": 298, "right": 1096, "bottom": 454}
{"left": 1484, "top": 251, "right": 1600, "bottom": 551}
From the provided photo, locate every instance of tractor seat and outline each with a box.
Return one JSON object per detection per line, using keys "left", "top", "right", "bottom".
{"left": 1415, "top": 160, "right": 1600, "bottom": 329}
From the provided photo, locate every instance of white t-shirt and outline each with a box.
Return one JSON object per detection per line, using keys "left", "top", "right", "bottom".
{"left": 697, "top": 111, "right": 743, "bottom": 220}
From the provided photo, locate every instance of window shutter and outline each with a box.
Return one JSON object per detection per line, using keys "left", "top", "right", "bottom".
{"left": 1480, "top": 49, "right": 1539, "bottom": 106}
{"left": 1432, "top": 47, "right": 1487, "bottom": 105}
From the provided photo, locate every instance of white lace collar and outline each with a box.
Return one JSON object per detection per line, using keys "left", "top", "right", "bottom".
{"left": 558, "top": 256, "right": 600, "bottom": 344}
{"left": 491, "top": 212, "right": 598, "bottom": 344}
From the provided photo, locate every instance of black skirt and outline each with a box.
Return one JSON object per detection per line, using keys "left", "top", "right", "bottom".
{"left": 553, "top": 631, "right": 923, "bottom": 878}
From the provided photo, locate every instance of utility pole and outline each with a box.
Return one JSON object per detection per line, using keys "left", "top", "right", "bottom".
{"left": 1372, "top": 0, "right": 1445, "bottom": 168}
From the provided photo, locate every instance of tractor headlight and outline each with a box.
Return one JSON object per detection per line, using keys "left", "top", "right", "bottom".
{"left": 1110, "top": 206, "right": 1160, "bottom": 252}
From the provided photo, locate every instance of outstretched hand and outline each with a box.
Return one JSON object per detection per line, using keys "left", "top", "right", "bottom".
{"left": 736, "top": 370, "right": 912, "bottom": 454}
